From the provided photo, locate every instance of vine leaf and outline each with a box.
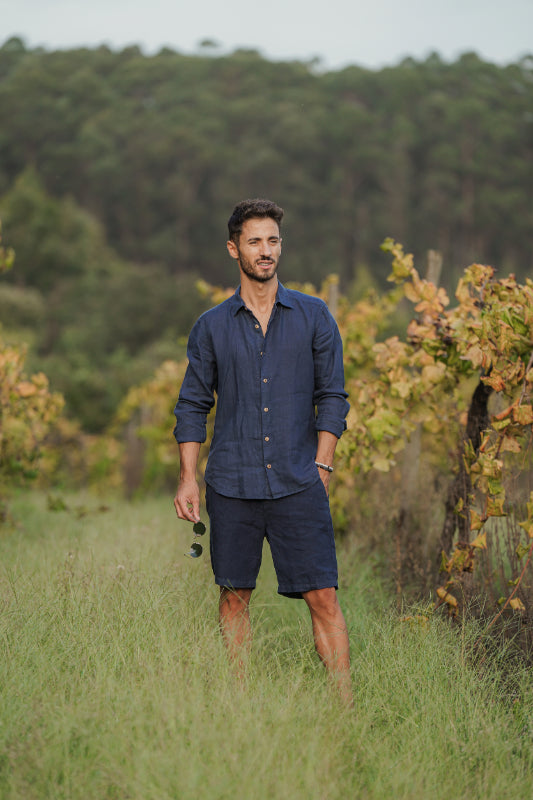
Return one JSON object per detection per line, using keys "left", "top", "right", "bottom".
{"left": 513, "top": 405, "right": 533, "bottom": 425}
{"left": 470, "top": 509, "right": 485, "bottom": 531}
{"left": 471, "top": 531, "right": 487, "bottom": 549}
{"left": 516, "top": 543, "right": 530, "bottom": 560}
{"left": 436, "top": 587, "right": 458, "bottom": 609}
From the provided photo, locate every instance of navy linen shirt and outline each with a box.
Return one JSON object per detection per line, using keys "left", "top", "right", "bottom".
{"left": 173, "top": 282, "right": 349, "bottom": 500}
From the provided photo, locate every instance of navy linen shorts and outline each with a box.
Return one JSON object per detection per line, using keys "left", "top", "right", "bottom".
{"left": 205, "top": 478, "right": 338, "bottom": 599}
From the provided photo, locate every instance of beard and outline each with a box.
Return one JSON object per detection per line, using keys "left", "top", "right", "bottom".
{"left": 237, "top": 250, "right": 279, "bottom": 283}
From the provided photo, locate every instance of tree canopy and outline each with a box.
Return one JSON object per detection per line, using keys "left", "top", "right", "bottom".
{"left": 0, "top": 39, "right": 531, "bottom": 289}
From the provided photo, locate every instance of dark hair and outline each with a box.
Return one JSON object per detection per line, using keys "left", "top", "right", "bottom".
{"left": 227, "top": 198, "right": 284, "bottom": 243}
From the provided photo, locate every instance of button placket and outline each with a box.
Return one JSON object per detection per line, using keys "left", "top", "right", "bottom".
{"left": 261, "top": 349, "right": 272, "bottom": 475}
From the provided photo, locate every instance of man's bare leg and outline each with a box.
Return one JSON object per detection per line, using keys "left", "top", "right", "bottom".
{"left": 303, "top": 587, "right": 353, "bottom": 706}
{"left": 219, "top": 587, "right": 253, "bottom": 675}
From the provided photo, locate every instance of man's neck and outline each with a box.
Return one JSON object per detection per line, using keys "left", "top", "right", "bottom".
{"left": 240, "top": 274, "right": 279, "bottom": 312}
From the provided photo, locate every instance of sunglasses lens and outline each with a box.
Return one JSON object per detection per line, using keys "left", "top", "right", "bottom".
{"left": 193, "top": 521, "right": 206, "bottom": 536}
{"left": 187, "top": 542, "right": 203, "bottom": 558}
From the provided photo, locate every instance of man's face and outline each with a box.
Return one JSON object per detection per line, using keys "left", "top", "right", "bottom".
{"left": 227, "top": 217, "right": 282, "bottom": 283}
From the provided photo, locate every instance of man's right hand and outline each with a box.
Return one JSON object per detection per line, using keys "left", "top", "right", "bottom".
{"left": 174, "top": 478, "right": 201, "bottom": 523}
{"left": 175, "top": 442, "right": 202, "bottom": 522}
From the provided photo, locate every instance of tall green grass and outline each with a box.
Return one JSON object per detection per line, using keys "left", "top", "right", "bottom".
{"left": 1, "top": 490, "right": 532, "bottom": 799}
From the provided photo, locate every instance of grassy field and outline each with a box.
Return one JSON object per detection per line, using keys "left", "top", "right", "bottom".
{"left": 1, "top": 489, "right": 532, "bottom": 800}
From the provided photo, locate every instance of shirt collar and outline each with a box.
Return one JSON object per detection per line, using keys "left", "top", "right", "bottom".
{"left": 230, "top": 282, "right": 294, "bottom": 316}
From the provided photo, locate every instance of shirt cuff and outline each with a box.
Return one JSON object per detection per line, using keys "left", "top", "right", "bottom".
{"left": 315, "top": 414, "right": 347, "bottom": 439}
{"left": 173, "top": 422, "right": 207, "bottom": 444}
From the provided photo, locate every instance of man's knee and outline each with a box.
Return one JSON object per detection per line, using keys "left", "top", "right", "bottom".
{"left": 302, "top": 587, "right": 338, "bottom": 617}
{"left": 219, "top": 586, "right": 253, "bottom": 612}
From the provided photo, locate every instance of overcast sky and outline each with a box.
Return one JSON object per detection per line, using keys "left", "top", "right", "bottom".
{"left": 1, "top": 0, "right": 531, "bottom": 70}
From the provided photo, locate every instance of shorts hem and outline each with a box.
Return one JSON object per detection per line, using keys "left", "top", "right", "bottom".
{"left": 214, "top": 577, "right": 257, "bottom": 590}
{"left": 278, "top": 576, "right": 338, "bottom": 599}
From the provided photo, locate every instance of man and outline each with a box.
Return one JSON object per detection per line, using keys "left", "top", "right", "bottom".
{"left": 173, "top": 199, "right": 352, "bottom": 703}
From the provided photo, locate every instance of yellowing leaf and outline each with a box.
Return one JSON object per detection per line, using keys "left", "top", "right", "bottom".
{"left": 366, "top": 409, "right": 401, "bottom": 441}
{"left": 16, "top": 381, "right": 37, "bottom": 398}
{"left": 509, "top": 597, "right": 526, "bottom": 612}
{"left": 510, "top": 314, "right": 528, "bottom": 336}
{"left": 500, "top": 436, "right": 521, "bottom": 453}
{"left": 390, "top": 380, "right": 411, "bottom": 399}
{"left": 421, "top": 363, "right": 446, "bottom": 384}
{"left": 492, "top": 417, "right": 511, "bottom": 431}
{"left": 463, "top": 345, "right": 484, "bottom": 369}
{"left": 455, "top": 278, "right": 471, "bottom": 304}
{"left": 487, "top": 495, "right": 506, "bottom": 517}
{"left": 516, "top": 542, "right": 531, "bottom": 560}
{"left": 513, "top": 404, "right": 533, "bottom": 426}
{"left": 436, "top": 587, "right": 458, "bottom": 608}
{"left": 371, "top": 456, "right": 391, "bottom": 472}
{"left": 518, "top": 520, "right": 533, "bottom": 539}
{"left": 482, "top": 373, "right": 506, "bottom": 392}
{"left": 493, "top": 403, "right": 515, "bottom": 421}
{"left": 403, "top": 282, "right": 422, "bottom": 303}
{"left": 470, "top": 509, "right": 485, "bottom": 531}
{"left": 471, "top": 531, "right": 487, "bottom": 549}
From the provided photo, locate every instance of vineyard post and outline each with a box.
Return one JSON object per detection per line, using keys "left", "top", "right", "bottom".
{"left": 123, "top": 404, "right": 149, "bottom": 497}
{"left": 327, "top": 278, "right": 339, "bottom": 320}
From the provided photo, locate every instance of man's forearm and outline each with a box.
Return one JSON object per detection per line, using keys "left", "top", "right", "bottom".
{"left": 316, "top": 430, "right": 338, "bottom": 467}
{"left": 178, "top": 441, "right": 201, "bottom": 481}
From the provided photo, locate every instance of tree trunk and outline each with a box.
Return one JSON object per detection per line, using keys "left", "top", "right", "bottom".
{"left": 439, "top": 378, "right": 493, "bottom": 560}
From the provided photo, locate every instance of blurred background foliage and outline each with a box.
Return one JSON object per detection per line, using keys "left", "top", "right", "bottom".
{"left": 0, "top": 37, "right": 531, "bottom": 433}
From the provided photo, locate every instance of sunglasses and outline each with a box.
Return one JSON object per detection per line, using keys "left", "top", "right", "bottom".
{"left": 185, "top": 520, "right": 206, "bottom": 558}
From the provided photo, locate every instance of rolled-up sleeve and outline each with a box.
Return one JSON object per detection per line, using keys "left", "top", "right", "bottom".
{"left": 173, "top": 316, "right": 217, "bottom": 443}
{"left": 313, "top": 305, "right": 350, "bottom": 438}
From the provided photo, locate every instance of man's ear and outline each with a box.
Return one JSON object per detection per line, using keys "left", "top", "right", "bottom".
{"left": 227, "top": 239, "right": 239, "bottom": 260}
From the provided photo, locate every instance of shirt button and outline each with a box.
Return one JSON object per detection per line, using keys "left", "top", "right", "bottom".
{"left": 266, "top": 464, "right": 272, "bottom": 469}
{"left": 264, "top": 407, "right": 269, "bottom": 412}
{"left": 265, "top": 436, "right": 270, "bottom": 442}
